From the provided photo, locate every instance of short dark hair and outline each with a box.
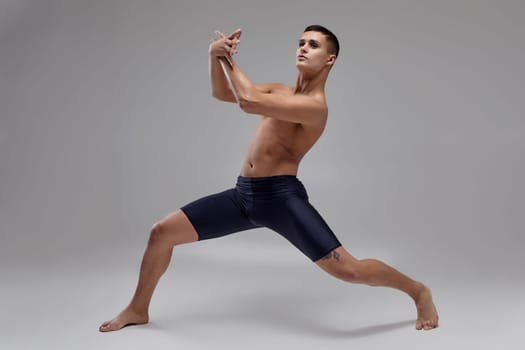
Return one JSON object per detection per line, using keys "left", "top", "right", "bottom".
{"left": 304, "top": 25, "right": 340, "bottom": 57}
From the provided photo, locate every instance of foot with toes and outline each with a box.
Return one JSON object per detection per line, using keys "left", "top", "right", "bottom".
{"left": 414, "top": 284, "right": 439, "bottom": 330}
{"left": 99, "top": 307, "right": 149, "bottom": 332}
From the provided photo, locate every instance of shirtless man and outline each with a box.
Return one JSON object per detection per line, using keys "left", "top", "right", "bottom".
{"left": 99, "top": 25, "right": 439, "bottom": 332}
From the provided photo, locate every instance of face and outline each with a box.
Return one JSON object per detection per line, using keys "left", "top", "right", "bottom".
{"left": 296, "top": 31, "right": 335, "bottom": 74}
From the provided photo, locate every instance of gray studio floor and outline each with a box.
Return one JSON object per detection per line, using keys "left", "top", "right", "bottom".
{"left": 2, "top": 236, "right": 521, "bottom": 350}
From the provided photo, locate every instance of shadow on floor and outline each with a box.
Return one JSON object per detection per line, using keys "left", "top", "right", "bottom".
{"left": 147, "top": 291, "right": 415, "bottom": 339}
{"left": 309, "top": 319, "right": 414, "bottom": 338}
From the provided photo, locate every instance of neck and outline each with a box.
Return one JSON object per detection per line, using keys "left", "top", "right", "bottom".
{"left": 294, "top": 70, "right": 328, "bottom": 94}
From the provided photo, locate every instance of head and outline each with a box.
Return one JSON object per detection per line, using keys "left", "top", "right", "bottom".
{"left": 296, "top": 25, "right": 339, "bottom": 76}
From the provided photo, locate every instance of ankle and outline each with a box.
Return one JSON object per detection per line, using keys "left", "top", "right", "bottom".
{"left": 126, "top": 304, "right": 149, "bottom": 316}
{"left": 410, "top": 282, "right": 426, "bottom": 301}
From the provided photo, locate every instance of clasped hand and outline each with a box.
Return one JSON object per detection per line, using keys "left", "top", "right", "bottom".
{"left": 209, "top": 28, "right": 242, "bottom": 58}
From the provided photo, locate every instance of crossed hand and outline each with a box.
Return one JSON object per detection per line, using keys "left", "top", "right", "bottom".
{"left": 209, "top": 28, "right": 242, "bottom": 58}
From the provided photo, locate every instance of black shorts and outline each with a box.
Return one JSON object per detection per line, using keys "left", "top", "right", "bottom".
{"left": 180, "top": 175, "right": 342, "bottom": 261}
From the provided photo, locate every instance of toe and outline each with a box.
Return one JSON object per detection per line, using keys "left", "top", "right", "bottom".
{"left": 99, "top": 321, "right": 114, "bottom": 332}
{"left": 423, "top": 320, "right": 436, "bottom": 330}
{"left": 415, "top": 319, "right": 423, "bottom": 330}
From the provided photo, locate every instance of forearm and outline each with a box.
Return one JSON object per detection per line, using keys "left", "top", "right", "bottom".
{"left": 209, "top": 55, "right": 235, "bottom": 101}
{"left": 218, "top": 56, "right": 257, "bottom": 104}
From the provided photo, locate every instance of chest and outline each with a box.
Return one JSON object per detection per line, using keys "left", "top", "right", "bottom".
{"left": 256, "top": 117, "right": 301, "bottom": 141}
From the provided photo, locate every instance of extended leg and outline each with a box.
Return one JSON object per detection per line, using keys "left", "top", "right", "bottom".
{"left": 99, "top": 209, "right": 198, "bottom": 332}
{"left": 316, "top": 247, "right": 439, "bottom": 330}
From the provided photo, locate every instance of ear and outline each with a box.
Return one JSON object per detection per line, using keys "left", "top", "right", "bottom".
{"left": 326, "top": 54, "right": 337, "bottom": 67}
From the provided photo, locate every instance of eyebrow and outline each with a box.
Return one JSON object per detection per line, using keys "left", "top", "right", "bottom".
{"left": 299, "top": 38, "right": 321, "bottom": 45}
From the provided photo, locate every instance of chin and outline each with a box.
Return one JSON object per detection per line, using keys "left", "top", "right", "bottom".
{"left": 296, "top": 61, "right": 308, "bottom": 69}
{"left": 296, "top": 64, "right": 312, "bottom": 74}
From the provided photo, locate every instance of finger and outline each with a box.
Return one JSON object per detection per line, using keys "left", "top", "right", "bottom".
{"left": 226, "top": 39, "right": 241, "bottom": 48}
{"left": 227, "top": 28, "right": 240, "bottom": 38}
{"left": 215, "top": 30, "right": 226, "bottom": 39}
{"left": 228, "top": 28, "right": 242, "bottom": 39}
{"left": 227, "top": 39, "right": 240, "bottom": 48}
{"left": 234, "top": 29, "right": 242, "bottom": 40}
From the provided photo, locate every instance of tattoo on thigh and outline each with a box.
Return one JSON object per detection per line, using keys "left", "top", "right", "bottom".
{"left": 321, "top": 250, "right": 341, "bottom": 261}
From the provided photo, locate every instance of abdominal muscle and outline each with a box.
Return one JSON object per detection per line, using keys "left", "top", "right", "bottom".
{"left": 239, "top": 116, "right": 319, "bottom": 178}
{"left": 240, "top": 151, "right": 299, "bottom": 177}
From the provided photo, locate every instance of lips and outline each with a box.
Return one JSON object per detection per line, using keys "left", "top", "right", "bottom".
{"left": 297, "top": 55, "right": 307, "bottom": 59}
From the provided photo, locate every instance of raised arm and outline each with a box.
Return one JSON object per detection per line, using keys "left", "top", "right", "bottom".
{"left": 218, "top": 56, "right": 326, "bottom": 126}
{"left": 209, "top": 29, "right": 241, "bottom": 103}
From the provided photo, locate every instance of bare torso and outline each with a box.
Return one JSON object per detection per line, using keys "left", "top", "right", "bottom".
{"left": 240, "top": 84, "right": 327, "bottom": 177}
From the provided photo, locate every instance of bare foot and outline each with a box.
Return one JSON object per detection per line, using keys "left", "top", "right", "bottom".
{"left": 99, "top": 307, "right": 149, "bottom": 332}
{"left": 414, "top": 284, "right": 439, "bottom": 330}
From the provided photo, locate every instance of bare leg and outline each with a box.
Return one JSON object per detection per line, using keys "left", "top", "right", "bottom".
{"left": 99, "top": 209, "right": 198, "bottom": 332}
{"left": 316, "top": 247, "right": 439, "bottom": 330}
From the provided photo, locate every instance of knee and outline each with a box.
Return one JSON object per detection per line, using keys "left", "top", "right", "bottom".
{"left": 148, "top": 222, "right": 167, "bottom": 245}
{"left": 334, "top": 262, "right": 363, "bottom": 283}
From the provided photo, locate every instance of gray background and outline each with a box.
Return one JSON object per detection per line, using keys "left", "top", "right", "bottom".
{"left": 1, "top": 0, "right": 524, "bottom": 349}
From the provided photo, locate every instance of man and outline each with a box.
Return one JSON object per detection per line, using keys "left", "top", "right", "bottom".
{"left": 99, "top": 25, "right": 439, "bottom": 332}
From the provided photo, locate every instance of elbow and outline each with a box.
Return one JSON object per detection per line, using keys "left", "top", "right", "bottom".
{"left": 238, "top": 97, "right": 251, "bottom": 112}
{"left": 238, "top": 93, "right": 259, "bottom": 114}
{"left": 211, "top": 89, "right": 224, "bottom": 101}
{"left": 239, "top": 98, "right": 257, "bottom": 114}
{"left": 212, "top": 90, "right": 232, "bottom": 102}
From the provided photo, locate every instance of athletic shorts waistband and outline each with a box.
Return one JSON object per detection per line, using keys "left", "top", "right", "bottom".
{"left": 237, "top": 174, "right": 297, "bottom": 182}
{"left": 235, "top": 174, "right": 306, "bottom": 196}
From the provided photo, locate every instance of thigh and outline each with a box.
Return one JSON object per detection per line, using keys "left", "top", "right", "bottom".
{"left": 180, "top": 188, "right": 260, "bottom": 241}
{"left": 254, "top": 195, "right": 342, "bottom": 261}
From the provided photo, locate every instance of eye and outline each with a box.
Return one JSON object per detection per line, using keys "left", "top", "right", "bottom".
{"left": 310, "top": 41, "right": 319, "bottom": 48}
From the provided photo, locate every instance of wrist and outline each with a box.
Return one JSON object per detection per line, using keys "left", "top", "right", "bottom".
{"left": 218, "top": 56, "right": 232, "bottom": 68}
{"left": 209, "top": 50, "right": 224, "bottom": 58}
